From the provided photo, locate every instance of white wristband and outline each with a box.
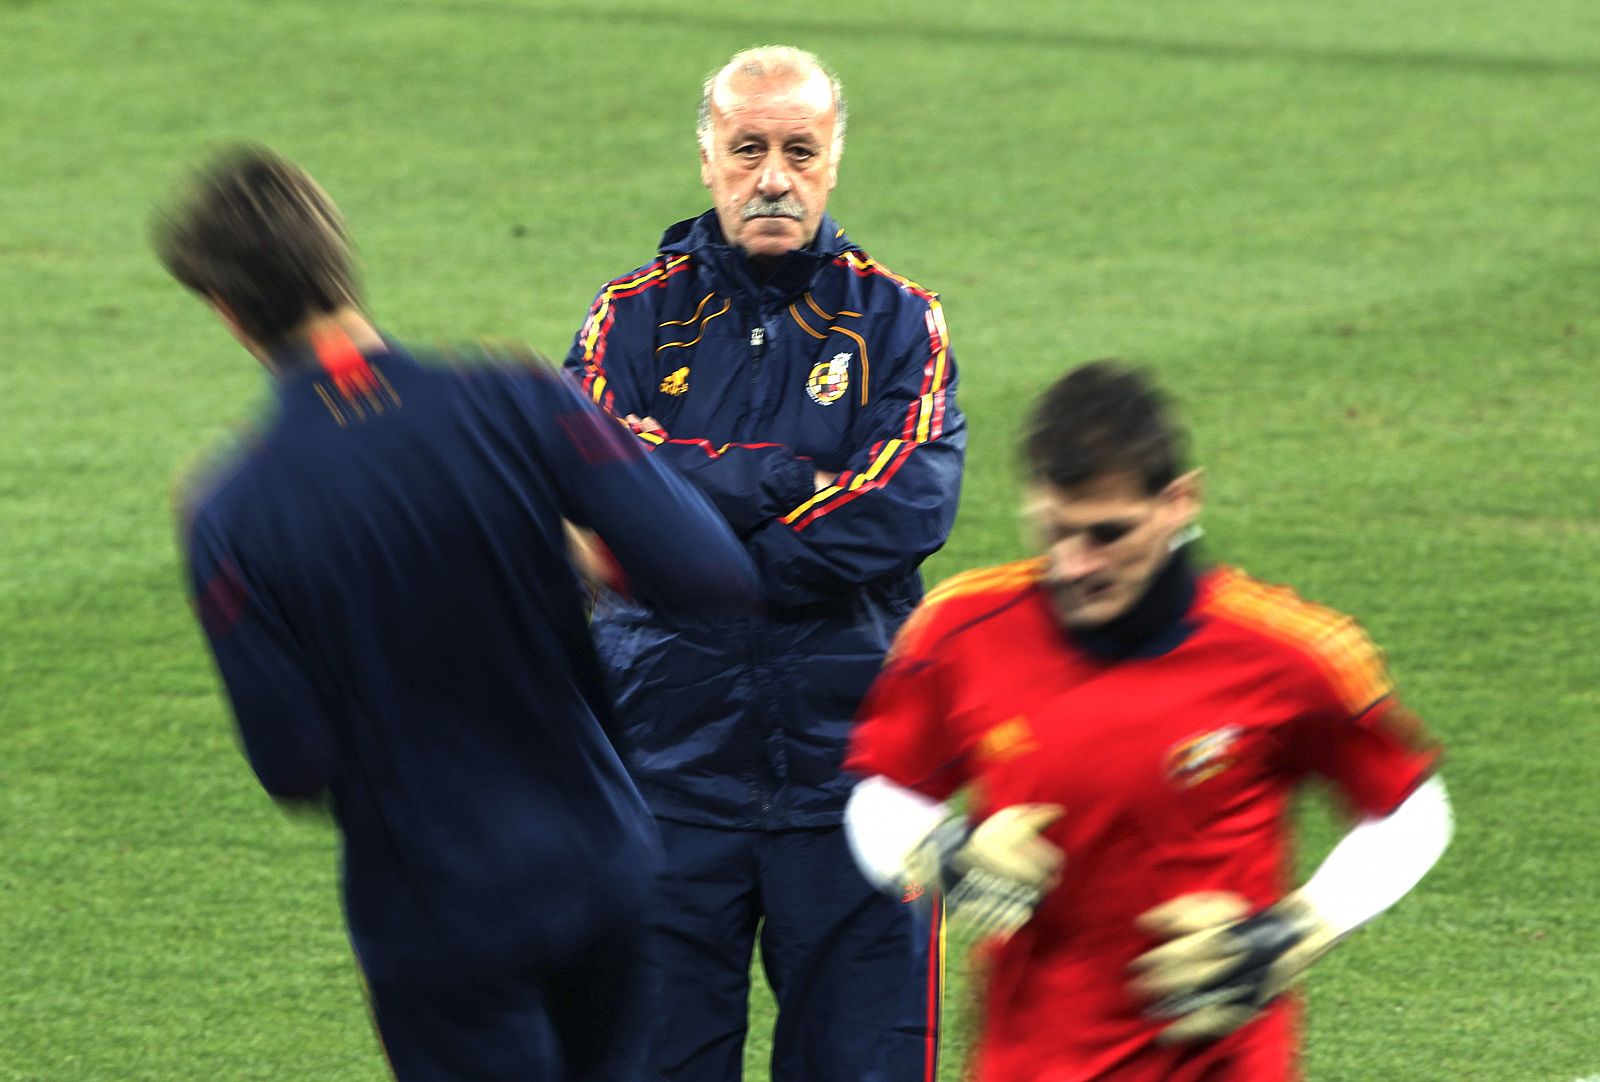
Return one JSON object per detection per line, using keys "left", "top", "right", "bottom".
{"left": 844, "top": 776, "right": 951, "bottom": 892}
{"left": 1300, "top": 775, "right": 1453, "bottom": 935}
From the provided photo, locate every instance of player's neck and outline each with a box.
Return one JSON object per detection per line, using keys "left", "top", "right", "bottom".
{"left": 259, "top": 308, "right": 385, "bottom": 377}
{"left": 1070, "top": 546, "right": 1198, "bottom": 660}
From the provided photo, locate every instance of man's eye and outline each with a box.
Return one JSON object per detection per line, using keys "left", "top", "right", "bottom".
{"left": 789, "top": 147, "right": 817, "bottom": 162}
{"left": 733, "top": 145, "right": 762, "bottom": 158}
{"left": 1086, "top": 523, "right": 1135, "bottom": 546}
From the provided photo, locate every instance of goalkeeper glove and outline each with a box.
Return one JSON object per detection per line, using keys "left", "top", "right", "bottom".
{"left": 1128, "top": 891, "right": 1339, "bottom": 1044}
{"left": 903, "top": 804, "right": 1065, "bottom": 941}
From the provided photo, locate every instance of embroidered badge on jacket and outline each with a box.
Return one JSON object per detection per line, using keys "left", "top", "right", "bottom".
{"left": 806, "top": 352, "right": 851, "bottom": 405}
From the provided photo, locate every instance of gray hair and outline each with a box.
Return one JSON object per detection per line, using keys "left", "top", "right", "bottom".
{"left": 696, "top": 45, "right": 847, "bottom": 163}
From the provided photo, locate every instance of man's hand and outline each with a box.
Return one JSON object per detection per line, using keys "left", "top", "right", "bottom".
{"left": 1128, "top": 891, "right": 1339, "bottom": 1043}
{"left": 814, "top": 469, "right": 839, "bottom": 491}
{"left": 563, "top": 520, "right": 618, "bottom": 595}
{"left": 903, "top": 804, "right": 1065, "bottom": 942}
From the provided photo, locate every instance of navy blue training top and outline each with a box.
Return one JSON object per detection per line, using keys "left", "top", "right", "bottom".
{"left": 180, "top": 332, "right": 759, "bottom": 983}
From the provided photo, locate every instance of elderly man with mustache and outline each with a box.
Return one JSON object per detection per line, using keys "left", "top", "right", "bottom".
{"left": 563, "top": 44, "right": 966, "bottom": 1082}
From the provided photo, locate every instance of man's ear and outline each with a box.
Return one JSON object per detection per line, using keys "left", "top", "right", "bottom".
{"left": 1166, "top": 469, "right": 1205, "bottom": 528}
{"left": 699, "top": 143, "right": 714, "bottom": 190}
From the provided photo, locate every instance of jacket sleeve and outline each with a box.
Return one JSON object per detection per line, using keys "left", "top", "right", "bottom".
{"left": 744, "top": 300, "right": 965, "bottom": 607}
{"left": 184, "top": 513, "right": 336, "bottom": 800}
{"left": 563, "top": 266, "right": 816, "bottom": 536}
{"left": 518, "top": 366, "right": 761, "bottom": 617}
{"left": 627, "top": 435, "right": 816, "bottom": 538}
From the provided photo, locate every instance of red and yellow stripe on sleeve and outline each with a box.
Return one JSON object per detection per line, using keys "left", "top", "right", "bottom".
{"left": 780, "top": 256, "right": 953, "bottom": 531}
{"left": 1204, "top": 568, "right": 1395, "bottom": 715}
{"left": 575, "top": 255, "right": 691, "bottom": 412}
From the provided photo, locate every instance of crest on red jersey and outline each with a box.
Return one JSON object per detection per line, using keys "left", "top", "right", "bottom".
{"left": 1164, "top": 726, "right": 1242, "bottom": 788}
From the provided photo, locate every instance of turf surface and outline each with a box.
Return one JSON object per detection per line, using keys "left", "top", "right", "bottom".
{"left": 3, "top": 1, "right": 1597, "bottom": 1078}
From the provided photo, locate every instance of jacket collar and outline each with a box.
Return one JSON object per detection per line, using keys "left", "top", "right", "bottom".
{"left": 1066, "top": 544, "right": 1201, "bottom": 660}
{"left": 266, "top": 330, "right": 400, "bottom": 395}
{"left": 659, "top": 209, "right": 857, "bottom": 301}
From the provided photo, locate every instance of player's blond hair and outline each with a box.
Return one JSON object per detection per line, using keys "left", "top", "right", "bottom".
{"left": 696, "top": 45, "right": 848, "bottom": 164}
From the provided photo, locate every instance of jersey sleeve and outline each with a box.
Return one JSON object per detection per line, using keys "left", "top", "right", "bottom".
{"left": 845, "top": 601, "right": 969, "bottom": 801}
{"left": 562, "top": 263, "right": 815, "bottom": 536}
{"left": 745, "top": 300, "right": 965, "bottom": 607}
{"left": 1276, "top": 616, "right": 1442, "bottom": 819}
{"left": 184, "top": 512, "right": 337, "bottom": 800}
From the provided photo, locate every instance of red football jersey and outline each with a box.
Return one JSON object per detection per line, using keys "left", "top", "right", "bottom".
{"left": 847, "top": 559, "right": 1439, "bottom": 1082}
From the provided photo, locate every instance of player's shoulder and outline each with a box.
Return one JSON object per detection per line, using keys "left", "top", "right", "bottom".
{"left": 171, "top": 417, "right": 270, "bottom": 548}
{"left": 590, "top": 251, "right": 695, "bottom": 304}
{"left": 409, "top": 338, "right": 561, "bottom": 382}
{"left": 1199, "top": 565, "right": 1362, "bottom": 635}
{"left": 925, "top": 558, "right": 1045, "bottom": 608}
{"left": 824, "top": 247, "right": 950, "bottom": 375}
{"left": 1198, "top": 565, "right": 1392, "bottom": 706}
{"left": 830, "top": 248, "right": 942, "bottom": 313}
{"left": 895, "top": 559, "right": 1045, "bottom": 653}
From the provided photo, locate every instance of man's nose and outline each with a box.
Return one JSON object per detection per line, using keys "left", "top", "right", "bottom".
{"left": 1052, "top": 536, "right": 1105, "bottom": 581}
{"left": 757, "top": 152, "right": 792, "bottom": 199}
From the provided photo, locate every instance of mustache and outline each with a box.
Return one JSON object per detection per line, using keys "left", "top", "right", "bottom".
{"left": 740, "top": 196, "right": 806, "bottom": 221}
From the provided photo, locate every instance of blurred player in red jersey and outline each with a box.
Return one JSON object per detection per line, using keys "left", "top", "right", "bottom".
{"left": 844, "top": 361, "right": 1453, "bottom": 1081}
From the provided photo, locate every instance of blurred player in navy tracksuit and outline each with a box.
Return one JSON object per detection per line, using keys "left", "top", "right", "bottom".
{"left": 156, "top": 146, "right": 760, "bottom": 1081}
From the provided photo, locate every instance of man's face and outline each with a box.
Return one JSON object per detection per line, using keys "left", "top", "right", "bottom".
{"left": 1025, "top": 471, "right": 1201, "bottom": 629}
{"left": 700, "top": 69, "right": 838, "bottom": 261}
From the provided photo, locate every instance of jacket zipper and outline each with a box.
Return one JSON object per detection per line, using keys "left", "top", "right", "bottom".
{"left": 747, "top": 321, "right": 773, "bottom": 819}
{"left": 748, "top": 324, "right": 766, "bottom": 407}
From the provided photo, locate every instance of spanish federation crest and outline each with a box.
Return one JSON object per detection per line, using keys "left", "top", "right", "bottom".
{"left": 1164, "top": 726, "right": 1243, "bottom": 788}
{"left": 807, "top": 352, "right": 852, "bottom": 406}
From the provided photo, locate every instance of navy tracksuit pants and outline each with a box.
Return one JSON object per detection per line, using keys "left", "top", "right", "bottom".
{"left": 647, "top": 819, "right": 942, "bottom": 1082}
{"left": 363, "top": 886, "right": 653, "bottom": 1081}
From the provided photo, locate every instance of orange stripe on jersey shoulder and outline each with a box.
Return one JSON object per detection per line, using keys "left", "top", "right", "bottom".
{"left": 924, "top": 558, "right": 1045, "bottom": 607}
{"left": 1201, "top": 566, "right": 1393, "bottom": 714}
{"left": 892, "top": 559, "right": 1044, "bottom": 662}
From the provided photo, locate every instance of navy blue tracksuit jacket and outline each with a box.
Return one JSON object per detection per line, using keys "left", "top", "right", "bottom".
{"left": 565, "top": 211, "right": 966, "bottom": 828}
{"left": 181, "top": 336, "right": 759, "bottom": 987}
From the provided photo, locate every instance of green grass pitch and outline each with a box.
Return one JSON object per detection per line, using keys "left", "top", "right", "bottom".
{"left": 3, "top": 1, "right": 1598, "bottom": 1078}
